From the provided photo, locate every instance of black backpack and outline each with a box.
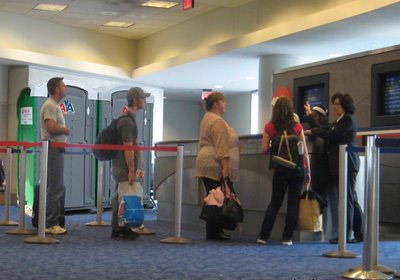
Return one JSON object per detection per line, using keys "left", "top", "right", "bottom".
{"left": 269, "top": 123, "right": 304, "bottom": 171}
{"left": 93, "top": 114, "right": 132, "bottom": 161}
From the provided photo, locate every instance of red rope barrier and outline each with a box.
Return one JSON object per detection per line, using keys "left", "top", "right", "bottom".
{"left": 0, "top": 141, "right": 41, "bottom": 148}
{"left": 0, "top": 141, "right": 178, "bottom": 152}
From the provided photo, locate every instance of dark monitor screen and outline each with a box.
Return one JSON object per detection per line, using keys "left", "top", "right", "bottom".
{"left": 293, "top": 73, "right": 329, "bottom": 123}
{"left": 297, "top": 84, "right": 326, "bottom": 122}
{"left": 380, "top": 72, "right": 400, "bottom": 116}
{"left": 304, "top": 85, "right": 325, "bottom": 109}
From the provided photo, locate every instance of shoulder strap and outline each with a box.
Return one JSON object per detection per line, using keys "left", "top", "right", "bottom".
{"left": 277, "top": 130, "right": 293, "bottom": 162}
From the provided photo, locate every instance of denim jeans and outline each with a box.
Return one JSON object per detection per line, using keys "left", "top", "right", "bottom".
{"left": 260, "top": 169, "right": 305, "bottom": 240}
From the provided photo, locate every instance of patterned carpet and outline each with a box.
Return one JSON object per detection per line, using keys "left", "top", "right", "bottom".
{"left": 0, "top": 206, "right": 399, "bottom": 280}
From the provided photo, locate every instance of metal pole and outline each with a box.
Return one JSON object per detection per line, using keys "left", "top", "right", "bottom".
{"left": 175, "top": 145, "right": 183, "bottom": 238}
{"left": 373, "top": 144, "right": 395, "bottom": 274}
{"left": 0, "top": 147, "right": 18, "bottom": 226}
{"left": 160, "top": 144, "right": 192, "bottom": 244}
{"left": 87, "top": 160, "right": 110, "bottom": 227}
{"left": 324, "top": 145, "right": 358, "bottom": 258}
{"left": 7, "top": 147, "right": 33, "bottom": 234}
{"left": 24, "top": 141, "right": 59, "bottom": 244}
{"left": 344, "top": 136, "right": 391, "bottom": 279}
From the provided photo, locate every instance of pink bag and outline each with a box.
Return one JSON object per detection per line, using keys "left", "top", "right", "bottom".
{"left": 204, "top": 187, "right": 224, "bottom": 207}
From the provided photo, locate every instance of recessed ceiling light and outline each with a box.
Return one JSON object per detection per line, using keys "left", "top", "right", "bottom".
{"left": 141, "top": 1, "right": 179, "bottom": 9}
{"left": 103, "top": 21, "right": 134, "bottom": 28}
{"left": 329, "top": 53, "right": 341, "bottom": 58}
{"left": 245, "top": 76, "right": 256, "bottom": 80}
{"left": 101, "top": 11, "right": 117, "bottom": 16}
{"left": 34, "top": 4, "right": 67, "bottom": 12}
{"left": 214, "top": 85, "right": 223, "bottom": 89}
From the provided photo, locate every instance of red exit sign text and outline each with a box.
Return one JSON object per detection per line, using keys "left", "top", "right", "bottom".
{"left": 183, "top": 0, "right": 194, "bottom": 10}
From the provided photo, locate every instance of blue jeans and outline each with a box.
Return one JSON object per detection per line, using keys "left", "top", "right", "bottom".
{"left": 260, "top": 169, "right": 305, "bottom": 240}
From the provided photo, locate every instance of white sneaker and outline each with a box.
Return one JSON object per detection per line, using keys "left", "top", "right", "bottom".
{"left": 45, "top": 225, "right": 67, "bottom": 235}
{"left": 282, "top": 240, "right": 293, "bottom": 246}
{"left": 256, "top": 239, "right": 267, "bottom": 245}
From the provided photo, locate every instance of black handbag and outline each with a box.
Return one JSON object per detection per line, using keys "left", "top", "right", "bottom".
{"left": 220, "top": 179, "right": 244, "bottom": 227}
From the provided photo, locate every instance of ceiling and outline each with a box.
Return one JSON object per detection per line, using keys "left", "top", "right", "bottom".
{"left": 0, "top": 0, "right": 251, "bottom": 39}
{"left": 132, "top": 3, "right": 400, "bottom": 100}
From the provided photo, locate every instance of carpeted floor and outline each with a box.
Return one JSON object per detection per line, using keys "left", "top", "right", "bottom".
{"left": 0, "top": 206, "right": 399, "bottom": 280}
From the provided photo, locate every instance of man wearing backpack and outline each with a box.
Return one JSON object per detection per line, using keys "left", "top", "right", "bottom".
{"left": 111, "top": 87, "right": 149, "bottom": 240}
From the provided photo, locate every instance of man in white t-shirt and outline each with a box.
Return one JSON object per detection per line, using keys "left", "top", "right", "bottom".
{"left": 40, "top": 77, "right": 70, "bottom": 235}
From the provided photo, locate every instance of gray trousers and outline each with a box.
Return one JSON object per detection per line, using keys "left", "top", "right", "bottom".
{"left": 111, "top": 182, "right": 119, "bottom": 229}
{"left": 46, "top": 147, "right": 65, "bottom": 228}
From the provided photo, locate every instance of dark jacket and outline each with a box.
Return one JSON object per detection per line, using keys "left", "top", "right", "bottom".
{"left": 305, "top": 115, "right": 330, "bottom": 194}
{"left": 0, "top": 160, "right": 5, "bottom": 185}
{"left": 308, "top": 114, "right": 360, "bottom": 176}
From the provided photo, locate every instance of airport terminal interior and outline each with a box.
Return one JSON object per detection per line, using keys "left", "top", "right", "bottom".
{"left": 1, "top": 0, "right": 400, "bottom": 279}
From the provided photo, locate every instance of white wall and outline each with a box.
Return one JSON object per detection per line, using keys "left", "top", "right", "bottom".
{"left": 0, "top": 65, "right": 8, "bottom": 162}
{"left": 163, "top": 99, "right": 202, "bottom": 141}
{"left": 224, "top": 94, "right": 252, "bottom": 135}
{"left": 162, "top": 93, "right": 252, "bottom": 141}
{"left": 0, "top": 65, "right": 8, "bottom": 142}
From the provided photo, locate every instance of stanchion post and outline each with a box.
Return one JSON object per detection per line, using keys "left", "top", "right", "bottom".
{"left": 24, "top": 141, "right": 59, "bottom": 244}
{"left": 373, "top": 142, "right": 395, "bottom": 274}
{"left": 344, "top": 136, "right": 391, "bottom": 279}
{"left": 160, "top": 144, "right": 192, "bottom": 244}
{"left": 0, "top": 147, "right": 18, "bottom": 226}
{"left": 87, "top": 160, "right": 110, "bottom": 227}
{"left": 323, "top": 145, "right": 358, "bottom": 258}
{"left": 7, "top": 147, "right": 34, "bottom": 235}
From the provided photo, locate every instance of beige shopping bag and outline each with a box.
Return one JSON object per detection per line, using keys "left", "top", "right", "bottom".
{"left": 297, "top": 186, "right": 323, "bottom": 232}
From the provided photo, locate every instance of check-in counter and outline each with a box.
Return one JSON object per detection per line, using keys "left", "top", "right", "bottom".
{"left": 154, "top": 135, "right": 365, "bottom": 241}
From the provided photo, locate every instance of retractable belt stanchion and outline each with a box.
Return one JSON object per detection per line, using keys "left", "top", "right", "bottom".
{"left": 160, "top": 144, "right": 192, "bottom": 244}
{"left": 350, "top": 140, "right": 395, "bottom": 275}
{"left": 344, "top": 136, "right": 391, "bottom": 280}
{"left": 7, "top": 147, "right": 34, "bottom": 235}
{"left": 323, "top": 144, "right": 358, "bottom": 258}
{"left": 24, "top": 141, "right": 59, "bottom": 244}
{"left": 0, "top": 147, "right": 18, "bottom": 226}
{"left": 87, "top": 161, "right": 110, "bottom": 227}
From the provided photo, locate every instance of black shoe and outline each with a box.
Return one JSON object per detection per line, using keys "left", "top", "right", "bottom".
{"left": 349, "top": 237, "right": 363, "bottom": 243}
{"left": 329, "top": 238, "right": 338, "bottom": 244}
{"left": 112, "top": 229, "right": 139, "bottom": 240}
{"left": 207, "top": 233, "right": 231, "bottom": 241}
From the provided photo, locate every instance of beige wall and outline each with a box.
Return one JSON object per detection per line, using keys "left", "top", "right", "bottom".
{"left": 0, "top": 11, "right": 136, "bottom": 71}
{"left": 135, "top": 0, "right": 397, "bottom": 70}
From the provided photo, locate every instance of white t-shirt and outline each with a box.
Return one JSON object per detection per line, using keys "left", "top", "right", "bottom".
{"left": 40, "top": 97, "right": 67, "bottom": 143}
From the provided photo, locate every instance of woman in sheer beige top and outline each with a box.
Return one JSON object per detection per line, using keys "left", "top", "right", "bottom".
{"left": 195, "top": 92, "right": 240, "bottom": 241}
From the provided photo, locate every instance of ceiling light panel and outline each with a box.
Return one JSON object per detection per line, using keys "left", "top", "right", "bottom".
{"left": 34, "top": 4, "right": 67, "bottom": 12}
{"left": 141, "top": 1, "right": 179, "bottom": 9}
{"left": 103, "top": 21, "right": 134, "bottom": 28}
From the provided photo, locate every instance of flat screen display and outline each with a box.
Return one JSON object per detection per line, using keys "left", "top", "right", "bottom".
{"left": 303, "top": 85, "right": 325, "bottom": 109}
{"left": 293, "top": 73, "right": 329, "bottom": 124}
{"left": 297, "top": 84, "right": 325, "bottom": 122}
{"left": 381, "top": 72, "right": 400, "bottom": 116}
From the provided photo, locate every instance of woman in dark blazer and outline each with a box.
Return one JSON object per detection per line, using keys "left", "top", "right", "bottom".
{"left": 305, "top": 93, "right": 363, "bottom": 243}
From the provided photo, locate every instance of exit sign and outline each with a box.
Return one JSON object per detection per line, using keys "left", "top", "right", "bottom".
{"left": 183, "top": 0, "right": 194, "bottom": 10}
